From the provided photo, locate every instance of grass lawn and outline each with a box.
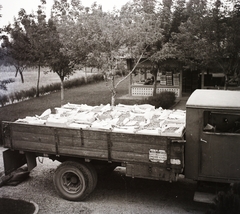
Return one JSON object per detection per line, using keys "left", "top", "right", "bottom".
{"left": 0, "top": 76, "right": 143, "bottom": 124}
{"left": 0, "top": 67, "right": 89, "bottom": 95}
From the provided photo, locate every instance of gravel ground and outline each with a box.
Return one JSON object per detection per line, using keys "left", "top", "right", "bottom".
{"left": 0, "top": 147, "right": 211, "bottom": 214}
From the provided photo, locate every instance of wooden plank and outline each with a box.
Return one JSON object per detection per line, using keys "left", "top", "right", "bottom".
{"left": 58, "top": 129, "right": 109, "bottom": 141}
{"left": 10, "top": 123, "right": 56, "bottom": 151}
{"left": 11, "top": 140, "right": 56, "bottom": 153}
{"left": 12, "top": 131, "right": 55, "bottom": 144}
{"left": 58, "top": 147, "right": 108, "bottom": 159}
{"left": 11, "top": 123, "right": 53, "bottom": 135}
{"left": 58, "top": 136, "right": 107, "bottom": 149}
{"left": 112, "top": 141, "right": 167, "bottom": 153}
{"left": 83, "top": 129, "right": 109, "bottom": 138}
{"left": 112, "top": 150, "right": 152, "bottom": 163}
{"left": 111, "top": 132, "right": 168, "bottom": 145}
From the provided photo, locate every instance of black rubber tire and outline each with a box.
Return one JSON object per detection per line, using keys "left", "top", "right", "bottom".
{"left": 53, "top": 161, "right": 91, "bottom": 201}
{"left": 84, "top": 163, "right": 98, "bottom": 191}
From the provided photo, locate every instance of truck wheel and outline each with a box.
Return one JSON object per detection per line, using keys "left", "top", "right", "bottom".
{"left": 53, "top": 161, "right": 91, "bottom": 201}
{"left": 84, "top": 163, "right": 98, "bottom": 190}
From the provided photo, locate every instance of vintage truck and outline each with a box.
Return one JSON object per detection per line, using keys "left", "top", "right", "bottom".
{"left": 1, "top": 89, "right": 240, "bottom": 201}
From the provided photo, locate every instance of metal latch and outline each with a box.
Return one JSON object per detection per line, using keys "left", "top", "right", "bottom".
{"left": 200, "top": 138, "right": 207, "bottom": 143}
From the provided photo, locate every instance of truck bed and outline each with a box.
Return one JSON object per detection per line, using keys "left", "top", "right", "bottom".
{"left": 2, "top": 121, "right": 185, "bottom": 181}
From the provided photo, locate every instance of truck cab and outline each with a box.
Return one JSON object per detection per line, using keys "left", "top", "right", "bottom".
{"left": 185, "top": 89, "right": 240, "bottom": 183}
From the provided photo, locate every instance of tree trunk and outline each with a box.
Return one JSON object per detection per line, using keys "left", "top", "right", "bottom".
{"left": 153, "top": 71, "right": 158, "bottom": 96}
{"left": 61, "top": 78, "right": 64, "bottom": 106}
{"left": 14, "top": 66, "right": 24, "bottom": 83}
{"left": 111, "top": 76, "right": 116, "bottom": 106}
{"left": 201, "top": 70, "right": 205, "bottom": 89}
{"left": 85, "top": 67, "right": 88, "bottom": 83}
{"left": 111, "top": 89, "right": 116, "bottom": 106}
{"left": 36, "top": 64, "right": 41, "bottom": 97}
{"left": 14, "top": 66, "right": 19, "bottom": 77}
{"left": 19, "top": 70, "right": 24, "bottom": 83}
{"left": 224, "top": 75, "right": 228, "bottom": 90}
{"left": 152, "top": 66, "right": 158, "bottom": 96}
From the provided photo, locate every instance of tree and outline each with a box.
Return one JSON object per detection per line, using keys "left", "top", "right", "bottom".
{"left": 51, "top": 0, "right": 91, "bottom": 65}
{"left": 75, "top": 4, "right": 106, "bottom": 77}
{"left": 0, "top": 79, "right": 14, "bottom": 91}
{"left": 3, "top": 19, "right": 33, "bottom": 83}
{"left": 172, "top": 0, "right": 240, "bottom": 89}
{"left": 0, "top": 5, "right": 15, "bottom": 92}
{"left": 90, "top": 0, "right": 175, "bottom": 103}
{"left": 47, "top": 18, "right": 75, "bottom": 106}
{"left": 50, "top": 0, "right": 93, "bottom": 105}
{"left": 121, "top": 0, "right": 176, "bottom": 96}
{"left": 17, "top": 5, "right": 51, "bottom": 97}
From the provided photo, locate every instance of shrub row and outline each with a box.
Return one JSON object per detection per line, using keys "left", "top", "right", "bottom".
{"left": 0, "top": 73, "right": 103, "bottom": 107}
{"left": 145, "top": 91, "right": 176, "bottom": 109}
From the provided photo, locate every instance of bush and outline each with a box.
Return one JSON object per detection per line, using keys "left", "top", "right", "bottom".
{"left": 14, "top": 91, "right": 25, "bottom": 102}
{"left": 19, "top": 90, "right": 27, "bottom": 101}
{"left": 64, "top": 73, "right": 103, "bottom": 89}
{"left": 64, "top": 77, "right": 86, "bottom": 89}
{"left": 87, "top": 73, "right": 104, "bottom": 83}
{"left": 40, "top": 83, "right": 61, "bottom": 95}
{"left": 0, "top": 94, "right": 9, "bottom": 107}
{"left": 25, "top": 87, "right": 37, "bottom": 98}
{"left": 146, "top": 91, "right": 176, "bottom": 109}
{"left": 0, "top": 73, "right": 104, "bottom": 107}
{"left": 8, "top": 93, "right": 15, "bottom": 104}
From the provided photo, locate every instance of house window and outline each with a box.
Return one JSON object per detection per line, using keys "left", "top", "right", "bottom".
{"left": 203, "top": 111, "right": 240, "bottom": 134}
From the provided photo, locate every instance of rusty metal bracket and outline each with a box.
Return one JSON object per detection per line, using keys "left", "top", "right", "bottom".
{"left": 54, "top": 129, "right": 59, "bottom": 155}
{"left": 166, "top": 139, "right": 171, "bottom": 170}
{"left": 107, "top": 133, "right": 112, "bottom": 162}
{"left": 80, "top": 128, "right": 84, "bottom": 146}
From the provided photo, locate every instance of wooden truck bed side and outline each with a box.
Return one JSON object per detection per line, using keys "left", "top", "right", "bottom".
{"left": 2, "top": 121, "right": 185, "bottom": 181}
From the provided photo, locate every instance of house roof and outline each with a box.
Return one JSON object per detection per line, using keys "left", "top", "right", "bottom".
{"left": 186, "top": 89, "right": 240, "bottom": 110}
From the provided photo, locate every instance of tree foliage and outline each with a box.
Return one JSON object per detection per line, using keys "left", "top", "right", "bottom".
{"left": 172, "top": 0, "right": 240, "bottom": 88}
{"left": 16, "top": 5, "right": 51, "bottom": 96}
{"left": 3, "top": 18, "right": 33, "bottom": 83}
{"left": 2, "top": 2, "right": 75, "bottom": 104}
{"left": 1, "top": 0, "right": 240, "bottom": 103}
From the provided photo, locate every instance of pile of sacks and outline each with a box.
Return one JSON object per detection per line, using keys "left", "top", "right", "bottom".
{"left": 16, "top": 103, "right": 186, "bottom": 137}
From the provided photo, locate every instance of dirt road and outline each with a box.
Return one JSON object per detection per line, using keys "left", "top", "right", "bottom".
{"left": 0, "top": 147, "right": 210, "bottom": 214}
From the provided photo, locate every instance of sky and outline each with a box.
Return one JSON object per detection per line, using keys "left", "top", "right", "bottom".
{"left": 0, "top": 0, "right": 129, "bottom": 28}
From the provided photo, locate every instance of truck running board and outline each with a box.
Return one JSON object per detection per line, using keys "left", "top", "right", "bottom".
{"left": 193, "top": 191, "right": 215, "bottom": 204}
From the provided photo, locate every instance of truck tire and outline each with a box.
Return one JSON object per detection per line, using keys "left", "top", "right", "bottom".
{"left": 84, "top": 162, "right": 98, "bottom": 191}
{"left": 53, "top": 161, "right": 92, "bottom": 201}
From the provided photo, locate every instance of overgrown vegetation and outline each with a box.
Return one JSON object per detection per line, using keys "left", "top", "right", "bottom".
{"left": 146, "top": 91, "right": 176, "bottom": 109}
{"left": 0, "top": 73, "right": 103, "bottom": 107}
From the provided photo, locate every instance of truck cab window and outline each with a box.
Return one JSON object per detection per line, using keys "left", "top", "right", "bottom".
{"left": 203, "top": 111, "right": 240, "bottom": 134}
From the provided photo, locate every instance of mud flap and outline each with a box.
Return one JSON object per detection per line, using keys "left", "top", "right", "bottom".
{"left": 3, "top": 149, "right": 36, "bottom": 175}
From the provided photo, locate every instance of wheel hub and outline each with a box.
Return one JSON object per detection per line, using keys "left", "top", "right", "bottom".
{"left": 62, "top": 172, "right": 81, "bottom": 193}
